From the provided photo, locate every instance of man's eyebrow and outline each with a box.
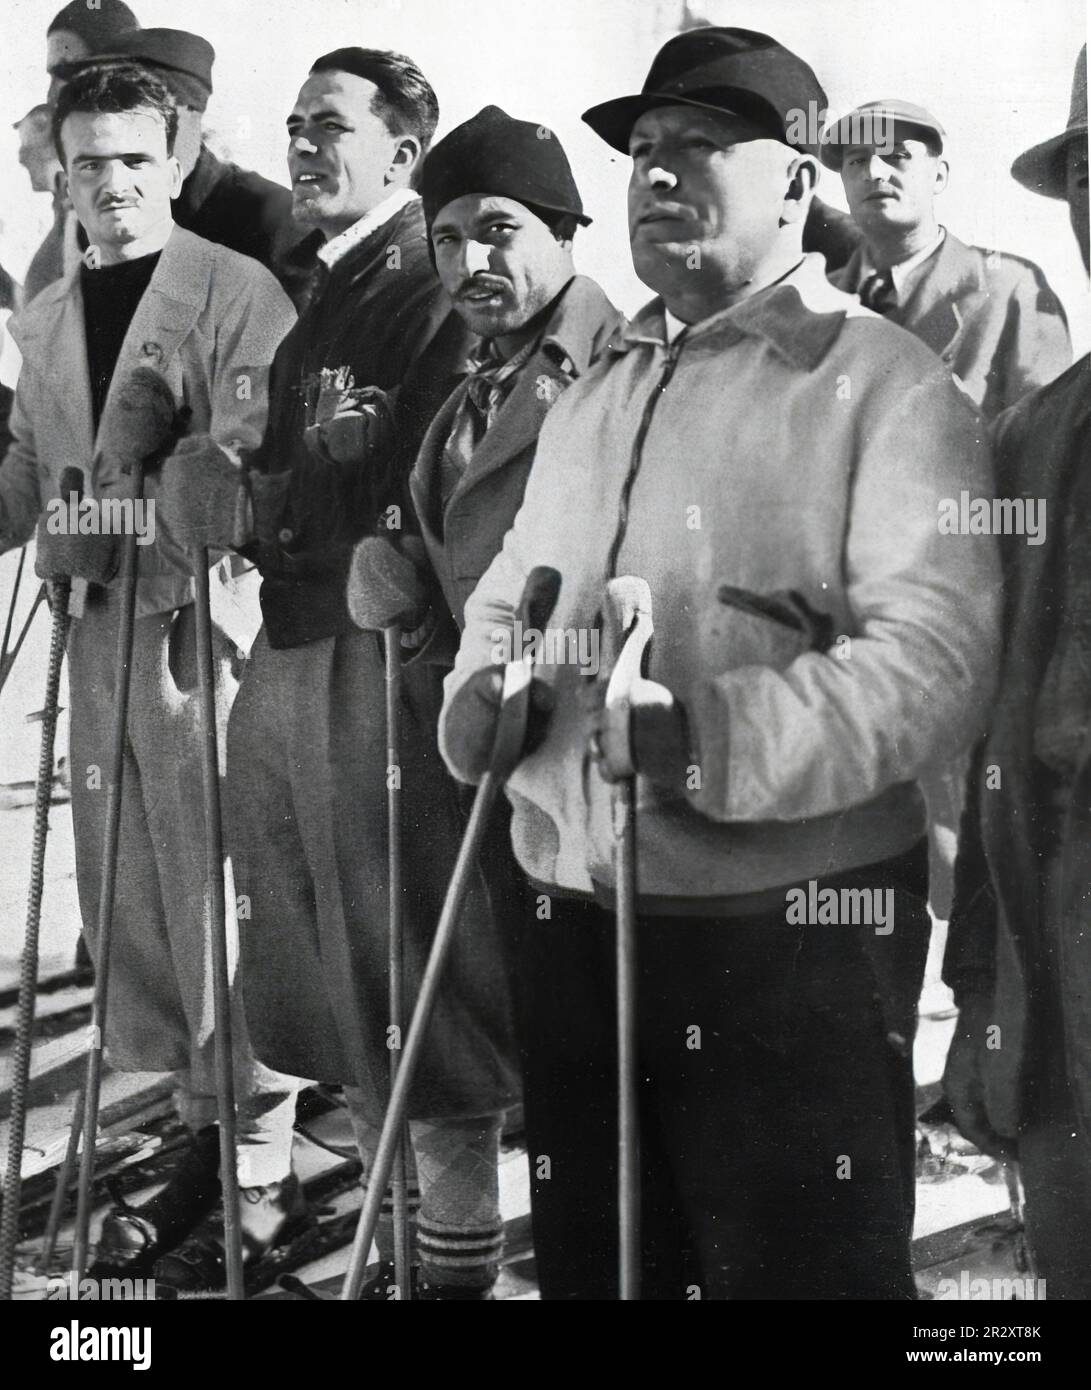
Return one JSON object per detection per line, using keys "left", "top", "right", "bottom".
{"left": 287, "top": 108, "right": 349, "bottom": 127}
{"left": 72, "top": 149, "right": 155, "bottom": 162}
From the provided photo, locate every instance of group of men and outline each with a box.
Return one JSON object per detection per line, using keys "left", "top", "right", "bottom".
{"left": 0, "top": 6, "right": 1087, "bottom": 1300}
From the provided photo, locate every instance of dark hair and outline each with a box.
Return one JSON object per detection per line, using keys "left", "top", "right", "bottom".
{"left": 535, "top": 209, "right": 580, "bottom": 243}
{"left": 310, "top": 47, "right": 439, "bottom": 153}
{"left": 52, "top": 62, "right": 179, "bottom": 163}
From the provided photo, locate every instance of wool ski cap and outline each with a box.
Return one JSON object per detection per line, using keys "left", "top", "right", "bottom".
{"left": 1011, "top": 45, "right": 1087, "bottom": 199}
{"left": 581, "top": 26, "right": 828, "bottom": 157}
{"left": 820, "top": 99, "right": 945, "bottom": 170}
{"left": 422, "top": 105, "right": 591, "bottom": 230}
{"left": 56, "top": 28, "right": 216, "bottom": 112}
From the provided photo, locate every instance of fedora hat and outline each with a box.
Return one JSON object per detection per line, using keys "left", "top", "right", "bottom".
{"left": 582, "top": 26, "right": 827, "bottom": 157}
{"left": 1011, "top": 45, "right": 1087, "bottom": 199}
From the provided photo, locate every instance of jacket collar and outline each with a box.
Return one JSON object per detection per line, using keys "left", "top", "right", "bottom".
{"left": 892, "top": 230, "right": 984, "bottom": 355}
{"left": 317, "top": 189, "right": 421, "bottom": 268}
{"left": 16, "top": 224, "right": 211, "bottom": 461}
{"left": 616, "top": 253, "right": 847, "bottom": 372}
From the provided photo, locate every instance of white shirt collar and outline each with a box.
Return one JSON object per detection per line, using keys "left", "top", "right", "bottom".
{"left": 861, "top": 226, "right": 946, "bottom": 297}
{"left": 664, "top": 308, "right": 689, "bottom": 343}
{"left": 316, "top": 188, "right": 420, "bottom": 268}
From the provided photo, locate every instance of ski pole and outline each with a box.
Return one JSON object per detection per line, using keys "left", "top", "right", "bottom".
{"left": 597, "top": 575, "right": 654, "bottom": 1302}
{"left": 72, "top": 368, "right": 178, "bottom": 1285}
{"left": 0, "top": 473, "right": 81, "bottom": 1298}
{"left": 191, "top": 549, "right": 244, "bottom": 1301}
{"left": 340, "top": 566, "right": 562, "bottom": 1300}
{"left": 383, "top": 624, "right": 412, "bottom": 1300}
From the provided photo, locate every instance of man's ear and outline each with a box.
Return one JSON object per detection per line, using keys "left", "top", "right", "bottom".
{"left": 167, "top": 155, "right": 184, "bottom": 199}
{"left": 934, "top": 158, "right": 950, "bottom": 195}
{"left": 387, "top": 135, "right": 422, "bottom": 185}
{"left": 782, "top": 154, "right": 819, "bottom": 225}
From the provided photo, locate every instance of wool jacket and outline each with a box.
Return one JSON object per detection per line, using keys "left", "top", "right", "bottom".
{"left": 944, "top": 355, "right": 1091, "bottom": 1137}
{"left": 832, "top": 231, "right": 1071, "bottom": 421}
{"left": 410, "top": 274, "right": 623, "bottom": 632}
{"left": 244, "top": 198, "right": 470, "bottom": 649}
{"left": 440, "top": 254, "right": 1002, "bottom": 906}
{"left": 0, "top": 225, "right": 295, "bottom": 617}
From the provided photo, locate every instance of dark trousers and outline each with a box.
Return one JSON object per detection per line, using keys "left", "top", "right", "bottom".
{"left": 515, "top": 858, "right": 928, "bottom": 1301}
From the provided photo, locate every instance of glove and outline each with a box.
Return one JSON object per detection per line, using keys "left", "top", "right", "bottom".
{"left": 442, "top": 664, "right": 555, "bottom": 784}
{"left": 585, "top": 677, "right": 692, "bottom": 790}
{"left": 346, "top": 535, "right": 430, "bottom": 631}
{"left": 303, "top": 387, "right": 396, "bottom": 468}
{"left": 156, "top": 436, "right": 246, "bottom": 552}
{"left": 95, "top": 366, "right": 180, "bottom": 475}
{"left": 34, "top": 467, "right": 117, "bottom": 584}
{"left": 941, "top": 993, "right": 1016, "bottom": 1161}
{"left": 34, "top": 511, "right": 118, "bottom": 584}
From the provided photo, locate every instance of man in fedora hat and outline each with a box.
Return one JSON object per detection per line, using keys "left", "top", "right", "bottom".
{"left": 51, "top": 27, "right": 309, "bottom": 306}
{"left": 823, "top": 99, "right": 1071, "bottom": 423}
{"left": 439, "top": 25, "right": 1001, "bottom": 1299}
{"left": 944, "top": 46, "right": 1091, "bottom": 1299}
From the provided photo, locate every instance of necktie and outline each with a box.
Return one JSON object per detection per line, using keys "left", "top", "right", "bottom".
{"left": 860, "top": 269, "right": 896, "bottom": 315}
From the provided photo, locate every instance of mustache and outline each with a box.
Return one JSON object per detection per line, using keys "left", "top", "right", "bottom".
{"left": 455, "top": 276, "right": 508, "bottom": 300}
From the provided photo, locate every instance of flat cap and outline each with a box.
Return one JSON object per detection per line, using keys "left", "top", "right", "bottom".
{"left": 422, "top": 105, "right": 590, "bottom": 229}
{"left": 582, "top": 26, "right": 827, "bottom": 157}
{"left": 820, "top": 99, "right": 945, "bottom": 170}
{"left": 1011, "top": 45, "right": 1087, "bottom": 199}
{"left": 58, "top": 27, "right": 216, "bottom": 111}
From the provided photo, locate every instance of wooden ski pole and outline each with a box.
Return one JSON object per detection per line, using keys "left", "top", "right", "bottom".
{"left": 598, "top": 575, "right": 654, "bottom": 1302}
{"left": 340, "top": 566, "right": 562, "bottom": 1300}
{"left": 191, "top": 551, "right": 244, "bottom": 1301}
{"left": 71, "top": 368, "right": 178, "bottom": 1285}
{"left": 384, "top": 625, "right": 412, "bottom": 1300}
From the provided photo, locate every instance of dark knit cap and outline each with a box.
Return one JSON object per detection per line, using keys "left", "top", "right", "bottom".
{"left": 421, "top": 105, "right": 590, "bottom": 230}
{"left": 55, "top": 27, "right": 214, "bottom": 112}
{"left": 48, "top": 1, "right": 138, "bottom": 45}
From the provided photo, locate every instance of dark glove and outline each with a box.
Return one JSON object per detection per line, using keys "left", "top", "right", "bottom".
{"left": 96, "top": 365, "right": 180, "bottom": 475}
{"left": 584, "top": 675, "right": 692, "bottom": 789}
{"left": 941, "top": 993, "right": 1016, "bottom": 1161}
{"left": 157, "top": 436, "right": 245, "bottom": 552}
{"left": 303, "top": 387, "right": 396, "bottom": 467}
{"left": 34, "top": 467, "right": 117, "bottom": 584}
{"left": 346, "top": 534, "right": 430, "bottom": 631}
{"left": 443, "top": 664, "right": 555, "bottom": 784}
{"left": 34, "top": 511, "right": 118, "bottom": 584}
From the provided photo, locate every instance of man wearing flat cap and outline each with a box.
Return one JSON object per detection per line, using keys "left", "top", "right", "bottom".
{"left": 157, "top": 47, "right": 519, "bottom": 1298}
{"left": 56, "top": 27, "right": 309, "bottom": 307}
{"left": 439, "top": 25, "right": 1001, "bottom": 1299}
{"left": 944, "top": 46, "right": 1091, "bottom": 1299}
{"left": 824, "top": 99, "right": 1071, "bottom": 422}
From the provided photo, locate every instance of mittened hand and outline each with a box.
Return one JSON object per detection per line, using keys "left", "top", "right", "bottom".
{"left": 34, "top": 513, "right": 118, "bottom": 584}
{"left": 346, "top": 534, "right": 430, "bottom": 632}
{"left": 95, "top": 366, "right": 180, "bottom": 474}
{"left": 156, "top": 435, "right": 245, "bottom": 552}
{"left": 442, "top": 664, "right": 555, "bottom": 785}
{"left": 304, "top": 387, "right": 396, "bottom": 468}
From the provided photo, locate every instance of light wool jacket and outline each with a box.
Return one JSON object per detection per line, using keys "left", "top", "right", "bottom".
{"left": 440, "top": 254, "right": 1002, "bottom": 905}
{"left": 0, "top": 225, "right": 295, "bottom": 617}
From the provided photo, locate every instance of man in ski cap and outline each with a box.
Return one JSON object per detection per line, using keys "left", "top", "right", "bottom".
{"left": 944, "top": 46, "right": 1091, "bottom": 1300}
{"left": 823, "top": 98, "right": 1070, "bottom": 422}
{"left": 46, "top": 0, "right": 139, "bottom": 99}
{"left": 54, "top": 26, "right": 309, "bottom": 305}
{"left": 439, "top": 25, "right": 1000, "bottom": 1299}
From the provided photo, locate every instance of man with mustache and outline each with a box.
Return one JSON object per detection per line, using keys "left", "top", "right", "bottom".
{"left": 438, "top": 26, "right": 1001, "bottom": 1299}
{"left": 157, "top": 48, "right": 520, "bottom": 1298}
{"left": 52, "top": 26, "right": 310, "bottom": 309}
{"left": 824, "top": 101, "right": 1071, "bottom": 422}
{"left": 0, "top": 61, "right": 299, "bottom": 1280}
{"left": 944, "top": 46, "right": 1091, "bottom": 1300}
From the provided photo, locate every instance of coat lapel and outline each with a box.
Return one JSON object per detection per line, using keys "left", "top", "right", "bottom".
{"left": 92, "top": 227, "right": 209, "bottom": 482}
{"left": 20, "top": 272, "right": 96, "bottom": 463}
{"left": 893, "top": 233, "right": 982, "bottom": 361}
